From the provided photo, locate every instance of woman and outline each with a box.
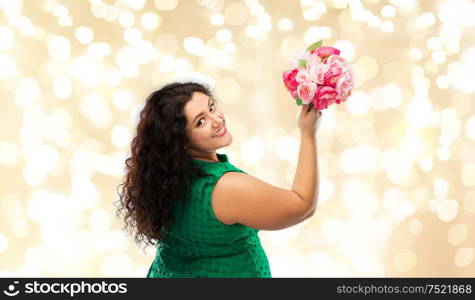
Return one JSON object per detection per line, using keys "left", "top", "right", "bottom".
{"left": 116, "top": 81, "right": 322, "bottom": 278}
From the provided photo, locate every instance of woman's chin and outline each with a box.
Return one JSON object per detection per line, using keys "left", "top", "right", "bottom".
{"left": 212, "top": 132, "right": 232, "bottom": 148}
{"left": 225, "top": 133, "right": 233, "bottom": 145}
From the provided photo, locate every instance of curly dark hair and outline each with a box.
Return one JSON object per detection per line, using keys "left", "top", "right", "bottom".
{"left": 115, "top": 82, "right": 214, "bottom": 250}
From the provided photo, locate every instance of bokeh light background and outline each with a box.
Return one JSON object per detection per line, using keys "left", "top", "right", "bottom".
{"left": 1, "top": 0, "right": 474, "bottom": 277}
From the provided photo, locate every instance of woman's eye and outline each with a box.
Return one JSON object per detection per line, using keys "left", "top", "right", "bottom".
{"left": 195, "top": 104, "right": 215, "bottom": 127}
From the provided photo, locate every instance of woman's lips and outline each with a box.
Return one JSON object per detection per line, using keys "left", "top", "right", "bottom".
{"left": 213, "top": 126, "right": 227, "bottom": 137}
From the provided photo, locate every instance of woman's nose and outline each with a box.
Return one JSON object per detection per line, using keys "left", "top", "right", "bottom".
{"left": 211, "top": 116, "right": 223, "bottom": 127}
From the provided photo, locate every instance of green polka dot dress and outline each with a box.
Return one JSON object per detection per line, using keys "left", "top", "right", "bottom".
{"left": 146, "top": 153, "right": 272, "bottom": 278}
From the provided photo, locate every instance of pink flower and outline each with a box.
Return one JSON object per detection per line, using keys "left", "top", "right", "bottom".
{"left": 335, "top": 69, "right": 354, "bottom": 103}
{"left": 313, "top": 86, "right": 338, "bottom": 110}
{"left": 291, "top": 89, "right": 298, "bottom": 99}
{"left": 323, "top": 55, "right": 347, "bottom": 88}
{"left": 282, "top": 69, "right": 299, "bottom": 92}
{"left": 311, "top": 46, "right": 340, "bottom": 60}
{"left": 295, "top": 69, "right": 311, "bottom": 84}
{"left": 307, "top": 53, "right": 330, "bottom": 85}
{"left": 297, "top": 80, "right": 318, "bottom": 104}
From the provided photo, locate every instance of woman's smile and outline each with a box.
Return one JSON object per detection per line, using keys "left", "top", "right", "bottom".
{"left": 213, "top": 125, "right": 227, "bottom": 138}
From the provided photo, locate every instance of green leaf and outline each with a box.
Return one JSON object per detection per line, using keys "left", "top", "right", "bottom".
{"left": 306, "top": 40, "right": 323, "bottom": 52}
{"left": 295, "top": 96, "right": 303, "bottom": 106}
{"left": 298, "top": 59, "right": 307, "bottom": 68}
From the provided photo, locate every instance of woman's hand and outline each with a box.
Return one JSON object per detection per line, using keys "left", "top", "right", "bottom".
{"left": 298, "top": 104, "right": 322, "bottom": 137}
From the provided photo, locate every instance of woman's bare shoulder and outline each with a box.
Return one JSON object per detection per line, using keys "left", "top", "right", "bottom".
{"left": 211, "top": 172, "right": 247, "bottom": 225}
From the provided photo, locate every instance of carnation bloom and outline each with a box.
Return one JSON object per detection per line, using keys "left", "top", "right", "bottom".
{"left": 313, "top": 86, "right": 338, "bottom": 109}
{"left": 323, "top": 55, "right": 347, "bottom": 88}
{"left": 311, "top": 46, "right": 340, "bottom": 60}
{"left": 295, "top": 69, "right": 311, "bottom": 84}
{"left": 282, "top": 69, "right": 299, "bottom": 92}
{"left": 290, "top": 89, "right": 298, "bottom": 99}
{"left": 297, "top": 80, "right": 318, "bottom": 104}
{"left": 307, "top": 54, "right": 329, "bottom": 85}
{"left": 335, "top": 70, "right": 354, "bottom": 103}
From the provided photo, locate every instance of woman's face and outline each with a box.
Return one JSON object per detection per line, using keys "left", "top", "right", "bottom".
{"left": 183, "top": 92, "right": 232, "bottom": 158}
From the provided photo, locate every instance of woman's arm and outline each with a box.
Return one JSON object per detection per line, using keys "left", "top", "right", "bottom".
{"left": 292, "top": 133, "right": 319, "bottom": 217}
{"left": 211, "top": 105, "right": 322, "bottom": 230}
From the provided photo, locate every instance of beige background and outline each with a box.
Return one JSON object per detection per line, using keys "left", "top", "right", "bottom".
{"left": 0, "top": 0, "right": 474, "bottom": 277}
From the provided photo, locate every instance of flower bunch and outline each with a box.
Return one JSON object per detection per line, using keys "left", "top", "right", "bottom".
{"left": 282, "top": 41, "right": 354, "bottom": 110}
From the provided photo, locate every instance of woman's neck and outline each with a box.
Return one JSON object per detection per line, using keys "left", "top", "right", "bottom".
{"left": 187, "top": 150, "right": 219, "bottom": 162}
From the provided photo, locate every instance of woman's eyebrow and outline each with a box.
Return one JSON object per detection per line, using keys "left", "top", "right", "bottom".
{"left": 192, "top": 97, "right": 213, "bottom": 124}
